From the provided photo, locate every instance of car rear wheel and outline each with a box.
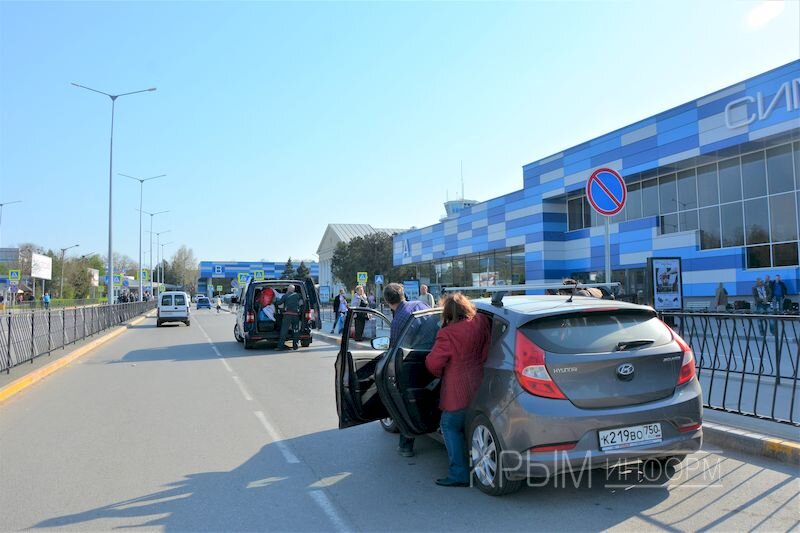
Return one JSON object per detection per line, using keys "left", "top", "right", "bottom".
{"left": 379, "top": 417, "right": 399, "bottom": 433}
{"left": 185, "top": 320, "right": 191, "bottom": 326}
{"left": 244, "top": 338, "right": 254, "bottom": 350}
{"left": 469, "top": 415, "right": 522, "bottom": 496}
{"left": 234, "top": 324, "right": 244, "bottom": 342}
{"left": 301, "top": 339, "right": 311, "bottom": 348}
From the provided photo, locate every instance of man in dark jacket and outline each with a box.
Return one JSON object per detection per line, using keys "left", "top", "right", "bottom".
{"left": 276, "top": 285, "right": 302, "bottom": 351}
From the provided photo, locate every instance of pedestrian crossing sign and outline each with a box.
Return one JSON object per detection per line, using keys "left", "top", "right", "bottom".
{"left": 253, "top": 270, "right": 265, "bottom": 281}
{"left": 237, "top": 273, "right": 250, "bottom": 284}
{"left": 357, "top": 272, "right": 368, "bottom": 284}
{"left": 140, "top": 269, "right": 149, "bottom": 281}
{"left": 8, "top": 270, "right": 20, "bottom": 282}
{"left": 216, "top": 285, "right": 223, "bottom": 292}
{"left": 113, "top": 274, "right": 122, "bottom": 287}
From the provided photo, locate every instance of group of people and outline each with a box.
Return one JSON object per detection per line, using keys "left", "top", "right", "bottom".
{"left": 254, "top": 285, "right": 304, "bottom": 350}
{"left": 330, "top": 285, "right": 372, "bottom": 339}
{"left": 751, "top": 275, "right": 790, "bottom": 314}
{"left": 381, "top": 282, "right": 489, "bottom": 488}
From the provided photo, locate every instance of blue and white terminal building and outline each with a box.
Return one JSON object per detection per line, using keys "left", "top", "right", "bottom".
{"left": 394, "top": 61, "right": 800, "bottom": 306}
{"left": 197, "top": 260, "right": 319, "bottom": 296}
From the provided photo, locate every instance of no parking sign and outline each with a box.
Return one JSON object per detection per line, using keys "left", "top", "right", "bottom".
{"left": 586, "top": 168, "right": 627, "bottom": 216}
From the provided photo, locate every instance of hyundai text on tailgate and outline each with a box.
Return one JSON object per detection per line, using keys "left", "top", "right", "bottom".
{"left": 335, "top": 295, "right": 702, "bottom": 495}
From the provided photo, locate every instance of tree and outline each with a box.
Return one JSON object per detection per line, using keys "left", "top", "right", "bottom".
{"left": 281, "top": 258, "right": 296, "bottom": 280}
{"left": 169, "top": 245, "right": 198, "bottom": 293}
{"left": 67, "top": 265, "right": 93, "bottom": 299}
{"left": 296, "top": 261, "right": 310, "bottom": 280}
{"left": 331, "top": 233, "right": 416, "bottom": 290}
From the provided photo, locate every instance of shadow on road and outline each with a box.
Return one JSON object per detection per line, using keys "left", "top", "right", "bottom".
{"left": 108, "top": 341, "right": 335, "bottom": 364}
{"left": 32, "top": 424, "right": 797, "bottom": 531}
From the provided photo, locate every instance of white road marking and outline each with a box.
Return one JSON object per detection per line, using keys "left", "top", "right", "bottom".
{"left": 309, "top": 490, "right": 354, "bottom": 533}
{"left": 232, "top": 375, "right": 253, "bottom": 401}
{"left": 196, "top": 316, "right": 350, "bottom": 532}
{"left": 254, "top": 410, "right": 300, "bottom": 464}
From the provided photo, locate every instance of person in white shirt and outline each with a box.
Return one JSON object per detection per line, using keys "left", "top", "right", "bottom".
{"left": 352, "top": 285, "right": 369, "bottom": 341}
{"left": 418, "top": 284, "right": 436, "bottom": 308}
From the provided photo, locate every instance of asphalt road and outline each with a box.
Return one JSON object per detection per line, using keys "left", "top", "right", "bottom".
{"left": 0, "top": 310, "right": 798, "bottom": 532}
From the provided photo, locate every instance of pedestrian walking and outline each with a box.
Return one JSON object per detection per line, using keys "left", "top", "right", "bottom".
{"left": 215, "top": 295, "right": 222, "bottom": 313}
{"left": 418, "top": 284, "right": 436, "bottom": 308}
{"left": 383, "top": 282, "right": 429, "bottom": 457}
{"left": 332, "top": 289, "right": 348, "bottom": 334}
{"left": 752, "top": 278, "right": 769, "bottom": 335}
{"left": 352, "top": 285, "right": 369, "bottom": 341}
{"left": 425, "top": 292, "right": 491, "bottom": 487}
{"left": 276, "top": 285, "right": 302, "bottom": 351}
{"left": 43, "top": 292, "right": 50, "bottom": 310}
{"left": 712, "top": 282, "right": 728, "bottom": 312}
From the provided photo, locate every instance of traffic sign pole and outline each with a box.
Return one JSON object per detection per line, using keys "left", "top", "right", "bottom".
{"left": 586, "top": 168, "right": 627, "bottom": 286}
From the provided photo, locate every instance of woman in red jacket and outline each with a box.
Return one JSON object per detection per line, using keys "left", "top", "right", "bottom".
{"left": 425, "top": 293, "right": 491, "bottom": 487}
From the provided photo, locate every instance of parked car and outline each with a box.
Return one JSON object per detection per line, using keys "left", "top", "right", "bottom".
{"left": 233, "top": 278, "right": 321, "bottom": 349}
{"left": 335, "top": 295, "right": 702, "bottom": 496}
{"left": 197, "top": 296, "right": 211, "bottom": 309}
{"left": 157, "top": 291, "right": 191, "bottom": 327}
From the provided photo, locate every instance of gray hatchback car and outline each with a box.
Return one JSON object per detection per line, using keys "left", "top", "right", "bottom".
{"left": 335, "top": 295, "right": 702, "bottom": 496}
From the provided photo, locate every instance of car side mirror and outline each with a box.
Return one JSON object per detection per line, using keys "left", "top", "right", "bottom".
{"left": 371, "top": 336, "right": 390, "bottom": 350}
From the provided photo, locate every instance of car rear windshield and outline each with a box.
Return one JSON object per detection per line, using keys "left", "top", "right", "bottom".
{"left": 161, "top": 295, "right": 172, "bottom": 306}
{"left": 174, "top": 295, "right": 186, "bottom": 306}
{"left": 523, "top": 310, "right": 672, "bottom": 354}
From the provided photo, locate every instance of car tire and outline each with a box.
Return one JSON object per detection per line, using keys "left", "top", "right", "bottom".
{"left": 244, "top": 338, "right": 254, "bottom": 350}
{"left": 234, "top": 324, "right": 244, "bottom": 343}
{"left": 301, "top": 339, "right": 311, "bottom": 348}
{"left": 469, "top": 414, "right": 522, "bottom": 496}
{"left": 185, "top": 320, "right": 191, "bottom": 326}
{"left": 379, "top": 417, "right": 399, "bottom": 433}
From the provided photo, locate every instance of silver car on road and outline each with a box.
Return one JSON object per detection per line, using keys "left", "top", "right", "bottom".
{"left": 335, "top": 295, "right": 703, "bottom": 495}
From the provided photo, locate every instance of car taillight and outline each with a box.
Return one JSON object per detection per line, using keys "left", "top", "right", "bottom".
{"left": 306, "top": 309, "right": 313, "bottom": 322}
{"left": 663, "top": 322, "right": 696, "bottom": 385}
{"left": 246, "top": 312, "right": 255, "bottom": 323}
{"left": 528, "top": 441, "right": 577, "bottom": 453}
{"left": 514, "top": 331, "right": 566, "bottom": 399}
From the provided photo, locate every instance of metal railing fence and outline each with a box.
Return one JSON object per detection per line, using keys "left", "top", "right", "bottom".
{"left": 1, "top": 301, "right": 155, "bottom": 374}
{"left": 661, "top": 311, "right": 799, "bottom": 426}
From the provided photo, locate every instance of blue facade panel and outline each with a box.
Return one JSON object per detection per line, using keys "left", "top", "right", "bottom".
{"left": 395, "top": 61, "right": 800, "bottom": 301}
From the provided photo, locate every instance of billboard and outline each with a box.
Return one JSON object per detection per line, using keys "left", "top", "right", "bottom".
{"left": 88, "top": 268, "right": 100, "bottom": 287}
{"left": 403, "top": 280, "right": 420, "bottom": 301}
{"left": 31, "top": 253, "right": 53, "bottom": 280}
{"left": 648, "top": 257, "right": 683, "bottom": 311}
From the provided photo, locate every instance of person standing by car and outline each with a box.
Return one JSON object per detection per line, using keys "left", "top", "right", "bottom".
{"left": 276, "top": 285, "right": 302, "bottom": 351}
{"left": 418, "top": 284, "right": 435, "bottom": 308}
{"left": 331, "top": 289, "right": 348, "bottom": 334}
{"left": 352, "top": 285, "right": 369, "bottom": 341}
{"left": 425, "top": 293, "right": 491, "bottom": 487}
{"left": 383, "top": 282, "right": 429, "bottom": 457}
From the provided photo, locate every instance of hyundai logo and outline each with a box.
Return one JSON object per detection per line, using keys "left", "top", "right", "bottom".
{"left": 617, "top": 363, "right": 635, "bottom": 381}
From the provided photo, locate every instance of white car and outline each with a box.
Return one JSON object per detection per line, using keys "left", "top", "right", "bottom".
{"left": 157, "top": 291, "right": 191, "bottom": 327}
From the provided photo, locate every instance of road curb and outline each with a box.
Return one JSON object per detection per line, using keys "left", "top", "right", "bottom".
{"left": 0, "top": 311, "right": 154, "bottom": 405}
{"left": 703, "top": 421, "right": 800, "bottom": 465}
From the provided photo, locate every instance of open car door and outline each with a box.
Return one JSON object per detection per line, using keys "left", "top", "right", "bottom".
{"left": 379, "top": 309, "right": 444, "bottom": 436}
{"left": 303, "top": 278, "right": 322, "bottom": 330}
{"left": 335, "top": 307, "right": 393, "bottom": 429}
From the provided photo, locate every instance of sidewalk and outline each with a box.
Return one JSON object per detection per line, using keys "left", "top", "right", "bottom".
{"left": 312, "top": 316, "right": 799, "bottom": 465}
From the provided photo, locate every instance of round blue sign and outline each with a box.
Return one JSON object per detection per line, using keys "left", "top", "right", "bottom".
{"left": 586, "top": 168, "right": 627, "bottom": 216}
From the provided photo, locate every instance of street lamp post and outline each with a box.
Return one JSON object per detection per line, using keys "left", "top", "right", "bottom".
{"left": 59, "top": 244, "right": 80, "bottom": 298}
{"left": 141, "top": 211, "right": 168, "bottom": 299}
{"left": 0, "top": 200, "right": 22, "bottom": 248}
{"left": 120, "top": 173, "right": 166, "bottom": 302}
{"left": 72, "top": 82, "right": 156, "bottom": 304}
{"left": 160, "top": 241, "right": 174, "bottom": 290}
{"left": 153, "top": 230, "right": 171, "bottom": 296}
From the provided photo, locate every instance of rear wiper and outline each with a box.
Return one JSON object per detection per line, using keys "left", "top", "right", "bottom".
{"left": 616, "top": 339, "right": 655, "bottom": 351}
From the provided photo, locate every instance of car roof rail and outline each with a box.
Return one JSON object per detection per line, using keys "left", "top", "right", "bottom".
{"left": 442, "top": 282, "right": 620, "bottom": 307}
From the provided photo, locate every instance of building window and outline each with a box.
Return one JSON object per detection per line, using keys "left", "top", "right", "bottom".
{"left": 746, "top": 246, "right": 771, "bottom": 269}
{"left": 773, "top": 242, "right": 799, "bottom": 267}
{"left": 699, "top": 206, "right": 721, "bottom": 249}
{"left": 697, "top": 164, "right": 718, "bottom": 207}
{"left": 558, "top": 141, "right": 799, "bottom": 268}
{"left": 744, "top": 197, "right": 770, "bottom": 245}
{"left": 720, "top": 203, "right": 744, "bottom": 247}
{"left": 718, "top": 157, "right": 742, "bottom": 203}
{"left": 742, "top": 151, "right": 767, "bottom": 199}
{"left": 766, "top": 144, "right": 794, "bottom": 195}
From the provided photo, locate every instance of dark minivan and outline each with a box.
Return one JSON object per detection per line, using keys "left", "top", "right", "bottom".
{"left": 233, "top": 278, "right": 321, "bottom": 349}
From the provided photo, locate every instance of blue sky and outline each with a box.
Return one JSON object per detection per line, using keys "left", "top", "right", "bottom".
{"left": 0, "top": 0, "right": 798, "bottom": 266}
